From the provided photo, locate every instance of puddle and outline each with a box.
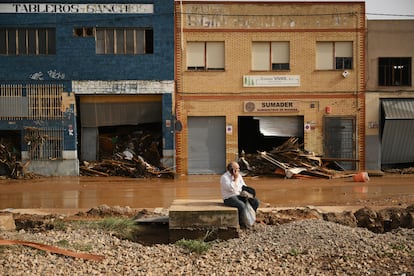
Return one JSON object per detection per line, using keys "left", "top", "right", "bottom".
{"left": 0, "top": 175, "right": 413, "bottom": 210}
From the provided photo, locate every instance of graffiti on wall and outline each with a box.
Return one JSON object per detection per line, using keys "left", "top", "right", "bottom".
{"left": 29, "top": 70, "right": 65, "bottom": 80}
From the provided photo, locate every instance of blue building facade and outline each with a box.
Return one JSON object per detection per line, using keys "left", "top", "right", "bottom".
{"left": 0, "top": 1, "right": 175, "bottom": 176}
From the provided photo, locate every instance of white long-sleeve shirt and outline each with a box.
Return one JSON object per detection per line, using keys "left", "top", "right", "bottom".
{"left": 220, "top": 171, "right": 246, "bottom": 200}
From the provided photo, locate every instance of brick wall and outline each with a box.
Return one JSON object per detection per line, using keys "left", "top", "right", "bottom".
{"left": 175, "top": 1, "right": 365, "bottom": 173}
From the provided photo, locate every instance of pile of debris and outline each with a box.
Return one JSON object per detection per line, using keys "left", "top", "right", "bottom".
{"left": 80, "top": 125, "right": 174, "bottom": 178}
{"left": 80, "top": 156, "right": 174, "bottom": 178}
{"left": 0, "top": 143, "right": 31, "bottom": 179}
{"left": 240, "top": 137, "right": 352, "bottom": 179}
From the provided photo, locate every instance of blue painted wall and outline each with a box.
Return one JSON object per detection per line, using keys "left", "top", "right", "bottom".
{"left": 0, "top": 0, "right": 175, "bottom": 159}
{"left": 0, "top": 0, "right": 174, "bottom": 81}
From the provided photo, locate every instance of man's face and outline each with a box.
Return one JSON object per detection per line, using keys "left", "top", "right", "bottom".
{"left": 231, "top": 164, "right": 240, "bottom": 174}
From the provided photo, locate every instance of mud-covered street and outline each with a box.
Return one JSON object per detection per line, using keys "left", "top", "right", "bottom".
{"left": 0, "top": 174, "right": 413, "bottom": 211}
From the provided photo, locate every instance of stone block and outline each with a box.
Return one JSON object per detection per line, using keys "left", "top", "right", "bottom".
{"left": 169, "top": 199, "right": 239, "bottom": 229}
{"left": 0, "top": 213, "right": 16, "bottom": 231}
{"left": 168, "top": 199, "right": 239, "bottom": 242}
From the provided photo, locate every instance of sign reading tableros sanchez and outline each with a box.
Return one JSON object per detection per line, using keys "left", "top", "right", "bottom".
{"left": 244, "top": 100, "right": 300, "bottom": 113}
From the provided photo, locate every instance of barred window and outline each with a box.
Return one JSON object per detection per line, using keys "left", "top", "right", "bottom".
{"left": 24, "top": 127, "right": 63, "bottom": 160}
{"left": 0, "top": 84, "right": 63, "bottom": 120}
{"left": 0, "top": 28, "right": 56, "bottom": 55}
{"left": 95, "top": 28, "right": 153, "bottom": 55}
{"left": 378, "top": 57, "right": 411, "bottom": 86}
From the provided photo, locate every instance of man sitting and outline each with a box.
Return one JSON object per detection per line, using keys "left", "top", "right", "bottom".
{"left": 220, "top": 161, "right": 259, "bottom": 228}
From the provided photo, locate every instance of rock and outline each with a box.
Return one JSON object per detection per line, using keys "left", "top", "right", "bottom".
{"left": 0, "top": 213, "right": 16, "bottom": 231}
{"left": 377, "top": 207, "right": 413, "bottom": 231}
{"left": 323, "top": 211, "right": 357, "bottom": 228}
{"left": 406, "top": 204, "right": 414, "bottom": 212}
{"left": 258, "top": 207, "right": 322, "bottom": 225}
{"left": 354, "top": 207, "right": 383, "bottom": 233}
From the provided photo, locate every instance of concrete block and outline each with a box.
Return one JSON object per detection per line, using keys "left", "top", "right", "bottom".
{"left": 169, "top": 199, "right": 239, "bottom": 229}
{"left": 169, "top": 227, "right": 239, "bottom": 243}
{"left": 0, "top": 213, "right": 16, "bottom": 231}
{"left": 168, "top": 199, "right": 240, "bottom": 242}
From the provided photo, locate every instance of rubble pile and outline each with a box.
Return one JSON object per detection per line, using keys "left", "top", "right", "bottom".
{"left": 0, "top": 143, "right": 29, "bottom": 179}
{"left": 240, "top": 137, "right": 350, "bottom": 179}
{"left": 80, "top": 126, "right": 174, "bottom": 178}
{"left": 383, "top": 167, "right": 414, "bottom": 174}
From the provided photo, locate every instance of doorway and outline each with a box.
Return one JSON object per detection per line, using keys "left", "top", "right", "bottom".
{"left": 324, "top": 116, "right": 356, "bottom": 170}
{"left": 187, "top": 116, "right": 226, "bottom": 174}
{"left": 238, "top": 116, "right": 304, "bottom": 154}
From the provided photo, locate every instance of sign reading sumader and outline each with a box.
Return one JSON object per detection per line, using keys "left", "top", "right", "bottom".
{"left": 244, "top": 101, "right": 300, "bottom": 113}
{"left": 0, "top": 3, "right": 153, "bottom": 14}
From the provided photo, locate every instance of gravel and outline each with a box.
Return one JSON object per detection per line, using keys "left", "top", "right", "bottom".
{"left": 1, "top": 219, "right": 413, "bottom": 275}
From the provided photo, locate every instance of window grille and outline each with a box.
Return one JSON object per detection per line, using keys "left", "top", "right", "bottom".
{"left": 378, "top": 57, "right": 411, "bottom": 86}
{"left": 0, "top": 28, "right": 56, "bottom": 55}
{"left": 24, "top": 127, "right": 63, "bottom": 160}
{"left": 0, "top": 84, "right": 63, "bottom": 120}
{"left": 0, "top": 84, "right": 65, "bottom": 160}
{"left": 27, "top": 84, "right": 63, "bottom": 119}
{"left": 95, "top": 28, "right": 153, "bottom": 55}
{"left": 0, "top": 84, "right": 27, "bottom": 119}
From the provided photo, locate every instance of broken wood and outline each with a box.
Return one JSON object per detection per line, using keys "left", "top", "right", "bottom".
{"left": 240, "top": 137, "right": 354, "bottom": 179}
{"left": 0, "top": 239, "right": 104, "bottom": 261}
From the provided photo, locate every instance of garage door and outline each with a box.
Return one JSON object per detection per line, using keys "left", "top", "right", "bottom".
{"left": 324, "top": 116, "right": 356, "bottom": 170}
{"left": 381, "top": 99, "right": 414, "bottom": 165}
{"left": 188, "top": 116, "right": 226, "bottom": 174}
{"left": 80, "top": 95, "right": 162, "bottom": 127}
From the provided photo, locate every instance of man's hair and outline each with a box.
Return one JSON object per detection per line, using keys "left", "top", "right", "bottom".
{"left": 227, "top": 161, "right": 237, "bottom": 171}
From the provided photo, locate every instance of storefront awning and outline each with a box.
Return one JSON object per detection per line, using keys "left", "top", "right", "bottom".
{"left": 382, "top": 99, "right": 414, "bottom": 119}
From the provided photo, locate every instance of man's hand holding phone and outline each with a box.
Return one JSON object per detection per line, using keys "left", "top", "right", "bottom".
{"left": 231, "top": 167, "right": 240, "bottom": 181}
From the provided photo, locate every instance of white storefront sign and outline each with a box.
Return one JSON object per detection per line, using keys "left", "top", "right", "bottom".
{"left": 244, "top": 101, "right": 300, "bottom": 113}
{"left": 243, "top": 75, "right": 300, "bottom": 87}
{"left": 0, "top": 3, "right": 153, "bottom": 14}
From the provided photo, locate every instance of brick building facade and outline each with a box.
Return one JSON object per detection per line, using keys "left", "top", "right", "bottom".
{"left": 175, "top": 1, "right": 366, "bottom": 174}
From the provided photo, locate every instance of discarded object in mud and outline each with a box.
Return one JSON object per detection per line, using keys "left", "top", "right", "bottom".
{"left": 0, "top": 239, "right": 105, "bottom": 261}
{"left": 240, "top": 137, "right": 355, "bottom": 179}
{"left": 353, "top": 172, "right": 370, "bottom": 182}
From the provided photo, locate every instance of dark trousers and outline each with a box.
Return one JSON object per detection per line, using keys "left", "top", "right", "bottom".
{"left": 224, "top": 196, "right": 259, "bottom": 226}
